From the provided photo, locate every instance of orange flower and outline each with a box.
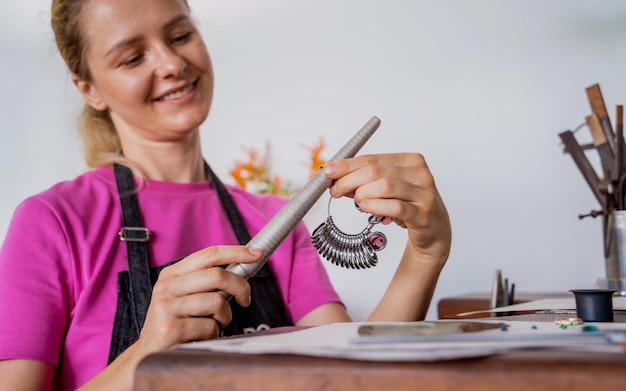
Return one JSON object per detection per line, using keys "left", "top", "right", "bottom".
{"left": 230, "top": 148, "right": 265, "bottom": 187}
{"left": 229, "top": 164, "right": 248, "bottom": 189}
{"left": 271, "top": 175, "right": 282, "bottom": 195}
{"left": 229, "top": 138, "right": 327, "bottom": 197}
{"left": 303, "top": 137, "right": 327, "bottom": 178}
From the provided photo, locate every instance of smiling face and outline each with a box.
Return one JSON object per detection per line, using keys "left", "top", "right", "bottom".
{"left": 75, "top": 0, "right": 213, "bottom": 146}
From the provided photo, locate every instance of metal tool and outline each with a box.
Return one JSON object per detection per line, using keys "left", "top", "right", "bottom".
{"left": 615, "top": 105, "right": 625, "bottom": 210}
{"left": 311, "top": 198, "right": 387, "bottom": 269}
{"left": 357, "top": 321, "right": 508, "bottom": 337}
{"left": 490, "top": 269, "right": 515, "bottom": 314}
{"left": 220, "top": 116, "right": 382, "bottom": 299}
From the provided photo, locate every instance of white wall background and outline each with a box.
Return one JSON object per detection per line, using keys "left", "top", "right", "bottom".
{"left": 2, "top": 0, "right": 626, "bottom": 320}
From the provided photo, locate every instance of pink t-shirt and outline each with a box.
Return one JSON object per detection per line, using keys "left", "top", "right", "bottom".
{"left": 0, "top": 167, "right": 341, "bottom": 390}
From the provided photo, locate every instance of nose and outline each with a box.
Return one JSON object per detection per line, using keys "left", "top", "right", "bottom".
{"left": 154, "top": 44, "right": 186, "bottom": 78}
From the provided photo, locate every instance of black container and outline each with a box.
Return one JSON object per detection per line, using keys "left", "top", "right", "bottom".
{"left": 569, "top": 289, "right": 616, "bottom": 322}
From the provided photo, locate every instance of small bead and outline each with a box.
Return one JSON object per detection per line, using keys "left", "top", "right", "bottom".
{"left": 582, "top": 325, "right": 599, "bottom": 332}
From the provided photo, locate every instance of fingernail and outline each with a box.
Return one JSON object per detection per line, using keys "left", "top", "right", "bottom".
{"left": 329, "top": 185, "right": 338, "bottom": 196}
{"left": 322, "top": 164, "right": 335, "bottom": 176}
{"left": 248, "top": 248, "right": 263, "bottom": 256}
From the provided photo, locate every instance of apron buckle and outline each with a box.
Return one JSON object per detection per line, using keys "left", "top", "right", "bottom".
{"left": 118, "top": 227, "right": 151, "bottom": 242}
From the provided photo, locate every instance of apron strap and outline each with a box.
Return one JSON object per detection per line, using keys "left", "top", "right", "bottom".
{"left": 113, "top": 164, "right": 152, "bottom": 334}
{"left": 204, "top": 162, "right": 252, "bottom": 244}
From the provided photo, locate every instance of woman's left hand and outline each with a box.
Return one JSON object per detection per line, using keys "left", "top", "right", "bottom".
{"left": 322, "top": 153, "right": 451, "bottom": 267}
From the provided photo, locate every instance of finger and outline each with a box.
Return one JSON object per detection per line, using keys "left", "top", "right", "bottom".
{"left": 356, "top": 184, "right": 438, "bottom": 229}
{"left": 323, "top": 153, "right": 427, "bottom": 179}
{"left": 356, "top": 197, "right": 414, "bottom": 224}
{"left": 176, "top": 316, "right": 222, "bottom": 343}
{"left": 354, "top": 175, "right": 435, "bottom": 207}
{"left": 327, "top": 156, "right": 432, "bottom": 198}
{"left": 172, "top": 291, "right": 234, "bottom": 328}
{"left": 154, "top": 266, "right": 251, "bottom": 305}
{"left": 164, "top": 246, "right": 263, "bottom": 277}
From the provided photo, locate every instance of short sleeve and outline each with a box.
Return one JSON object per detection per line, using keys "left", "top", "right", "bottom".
{"left": 0, "top": 198, "right": 72, "bottom": 365}
{"left": 285, "top": 221, "right": 343, "bottom": 322}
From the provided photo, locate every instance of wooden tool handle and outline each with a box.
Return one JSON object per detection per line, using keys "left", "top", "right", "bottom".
{"left": 586, "top": 113, "right": 607, "bottom": 146}
{"left": 587, "top": 84, "right": 609, "bottom": 118}
{"left": 559, "top": 130, "right": 605, "bottom": 208}
{"left": 586, "top": 84, "right": 615, "bottom": 152}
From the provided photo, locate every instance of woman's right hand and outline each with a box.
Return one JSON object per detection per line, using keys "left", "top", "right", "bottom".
{"left": 78, "top": 247, "right": 262, "bottom": 390}
{"left": 134, "top": 246, "right": 263, "bottom": 355}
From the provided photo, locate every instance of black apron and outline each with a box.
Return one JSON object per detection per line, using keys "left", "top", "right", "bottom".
{"left": 107, "top": 163, "right": 292, "bottom": 363}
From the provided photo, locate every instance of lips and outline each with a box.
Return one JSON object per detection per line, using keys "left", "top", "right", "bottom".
{"left": 156, "top": 80, "right": 197, "bottom": 101}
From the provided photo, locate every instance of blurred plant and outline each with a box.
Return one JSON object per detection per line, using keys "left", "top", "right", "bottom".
{"left": 302, "top": 137, "right": 328, "bottom": 179}
{"left": 229, "top": 138, "right": 327, "bottom": 197}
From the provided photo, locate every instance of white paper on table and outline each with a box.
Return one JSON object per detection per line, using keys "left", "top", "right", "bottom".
{"left": 455, "top": 296, "right": 626, "bottom": 317}
{"left": 178, "top": 320, "right": 626, "bottom": 362}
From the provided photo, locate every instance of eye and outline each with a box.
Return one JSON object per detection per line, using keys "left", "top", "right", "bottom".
{"left": 120, "top": 53, "right": 143, "bottom": 67}
{"left": 171, "top": 31, "right": 192, "bottom": 45}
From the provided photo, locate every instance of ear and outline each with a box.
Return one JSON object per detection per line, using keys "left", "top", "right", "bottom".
{"left": 72, "top": 74, "right": 108, "bottom": 111}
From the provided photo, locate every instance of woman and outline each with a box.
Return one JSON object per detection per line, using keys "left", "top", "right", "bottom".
{"left": 0, "top": 0, "right": 451, "bottom": 390}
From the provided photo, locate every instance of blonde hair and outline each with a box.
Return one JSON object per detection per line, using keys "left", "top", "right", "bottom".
{"left": 50, "top": 0, "right": 188, "bottom": 170}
